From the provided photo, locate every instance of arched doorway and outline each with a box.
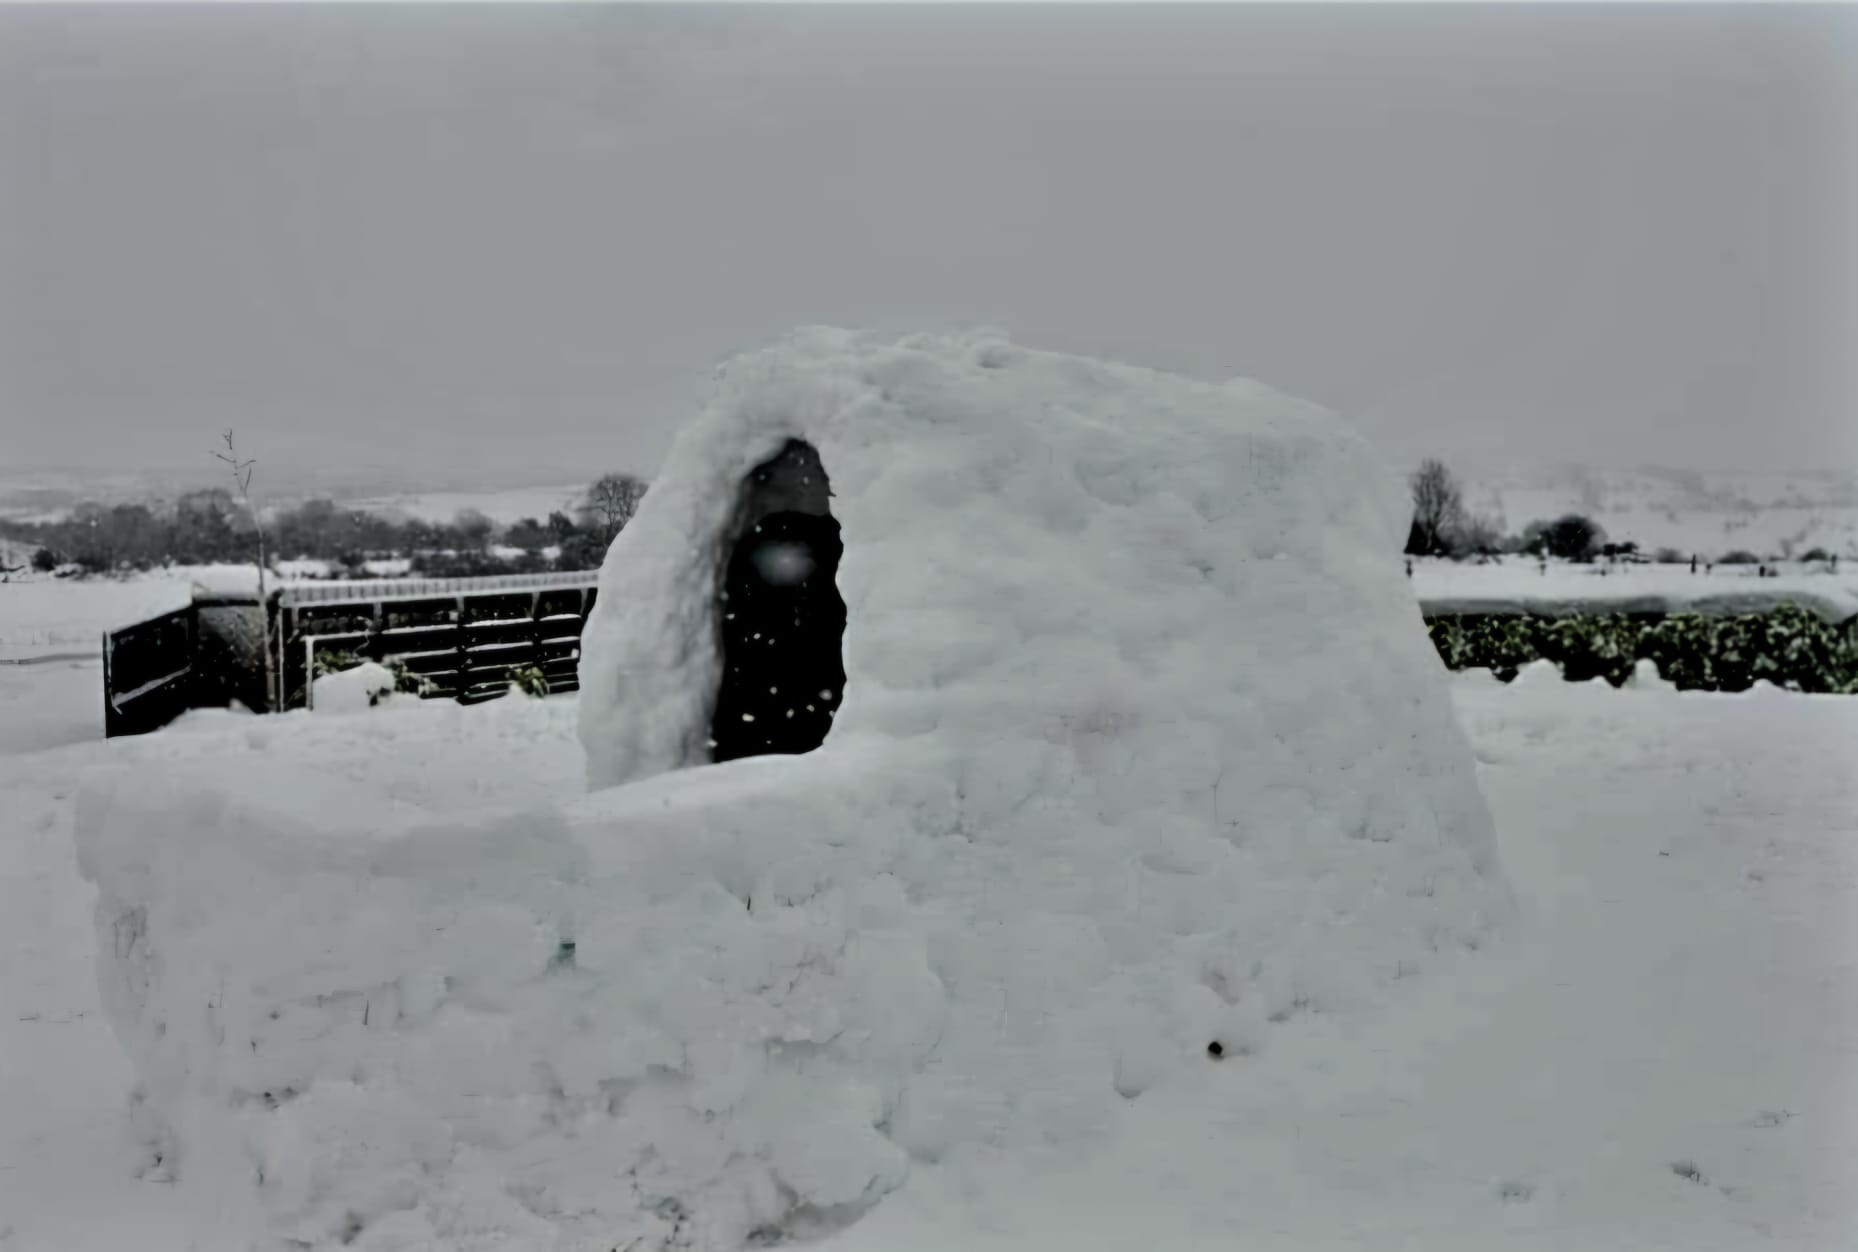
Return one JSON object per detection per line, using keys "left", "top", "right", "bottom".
{"left": 709, "top": 440, "right": 847, "bottom": 763}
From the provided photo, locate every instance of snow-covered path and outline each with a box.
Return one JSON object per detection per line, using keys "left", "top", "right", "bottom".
{"left": 0, "top": 750, "right": 182, "bottom": 1250}
{"left": 2, "top": 678, "right": 1853, "bottom": 1249}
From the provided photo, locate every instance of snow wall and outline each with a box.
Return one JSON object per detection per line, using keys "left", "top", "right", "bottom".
{"left": 79, "top": 327, "right": 1511, "bottom": 1251}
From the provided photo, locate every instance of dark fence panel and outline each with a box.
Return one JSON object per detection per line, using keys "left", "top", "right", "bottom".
{"left": 103, "top": 605, "right": 197, "bottom": 738}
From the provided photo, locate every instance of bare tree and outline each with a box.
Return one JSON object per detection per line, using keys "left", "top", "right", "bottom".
{"left": 581, "top": 473, "right": 649, "bottom": 545}
{"left": 1406, "top": 458, "right": 1465, "bottom": 557}
{"left": 1448, "top": 512, "right": 1504, "bottom": 559}
{"left": 214, "top": 430, "right": 275, "bottom": 709}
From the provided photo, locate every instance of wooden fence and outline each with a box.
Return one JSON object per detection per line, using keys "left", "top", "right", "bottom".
{"left": 101, "top": 574, "right": 604, "bottom": 736}
{"left": 279, "top": 582, "right": 600, "bottom": 710}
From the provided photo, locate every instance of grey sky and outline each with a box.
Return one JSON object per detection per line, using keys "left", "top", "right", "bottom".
{"left": 3, "top": 4, "right": 1852, "bottom": 484}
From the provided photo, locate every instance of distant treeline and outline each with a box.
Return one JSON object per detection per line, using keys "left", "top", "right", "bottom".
{"left": 0, "top": 473, "right": 647, "bottom": 578}
{"left": 1405, "top": 459, "right": 1846, "bottom": 566}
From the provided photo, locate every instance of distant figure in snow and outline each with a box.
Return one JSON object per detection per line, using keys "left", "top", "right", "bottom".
{"left": 1690, "top": 555, "right": 1698, "bottom": 574}
{"left": 1405, "top": 558, "right": 1412, "bottom": 578}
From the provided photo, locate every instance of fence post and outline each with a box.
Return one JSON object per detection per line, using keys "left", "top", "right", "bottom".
{"left": 454, "top": 594, "right": 468, "bottom": 702}
{"left": 367, "top": 599, "right": 385, "bottom": 664}
{"left": 101, "top": 628, "right": 114, "bottom": 738}
{"left": 530, "top": 591, "right": 543, "bottom": 689}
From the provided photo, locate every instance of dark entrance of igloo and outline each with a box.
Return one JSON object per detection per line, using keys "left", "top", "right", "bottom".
{"left": 709, "top": 439, "right": 847, "bottom": 763}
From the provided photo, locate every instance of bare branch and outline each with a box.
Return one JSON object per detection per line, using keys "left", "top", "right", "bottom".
{"left": 213, "top": 428, "right": 275, "bottom": 708}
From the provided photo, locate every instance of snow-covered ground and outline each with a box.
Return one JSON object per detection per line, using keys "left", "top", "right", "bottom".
{"left": 2, "top": 671, "right": 1851, "bottom": 1250}
{"left": 1411, "top": 556, "right": 1858, "bottom": 623}
{"left": 0, "top": 657, "right": 102, "bottom": 754}
{"left": 0, "top": 572, "right": 196, "bottom": 661}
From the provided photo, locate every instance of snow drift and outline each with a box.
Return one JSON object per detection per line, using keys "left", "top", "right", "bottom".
{"left": 79, "top": 327, "right": 1511, "bottom": 1251}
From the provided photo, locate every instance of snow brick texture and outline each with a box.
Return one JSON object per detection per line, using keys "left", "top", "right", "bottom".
{"left": 80, "top": 328, "right": 1511, "bottom": 1251}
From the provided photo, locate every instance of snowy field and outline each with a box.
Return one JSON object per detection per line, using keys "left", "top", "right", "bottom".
{"left": 0, "top": 572, "right": 196, "bottom": 661}
{"left": 1461, "top": 466, "right": 1858, "bottom": 562}
{"left": 2, "top": 671, "right": 1853, "bottom": 1250}
{"left": 341, "top": 468, "right": 1858, "bottom": 559}
{"left": 344, "top": 486, "right": 589, "bottom": 527}
{"left": 10, "top": 465, "right": 1857, "bottom": 560}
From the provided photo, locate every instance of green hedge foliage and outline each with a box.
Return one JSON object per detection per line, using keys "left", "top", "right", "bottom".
{"left": 1426, "top": 605, "right": 1858, "bottom": 694}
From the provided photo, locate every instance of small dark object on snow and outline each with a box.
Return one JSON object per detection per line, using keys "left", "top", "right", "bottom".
{"left": 1206, "top": 1040, "right": 1225, "bottom": 1060}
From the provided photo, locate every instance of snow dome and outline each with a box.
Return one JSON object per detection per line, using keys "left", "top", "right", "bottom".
{"left": 79, "top": 327, "right": 1511, "bottom": 1252}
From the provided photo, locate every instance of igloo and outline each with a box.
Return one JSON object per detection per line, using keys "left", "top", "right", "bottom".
{"left": 78, "top": 327, "right": 1510, "bottom": 1252}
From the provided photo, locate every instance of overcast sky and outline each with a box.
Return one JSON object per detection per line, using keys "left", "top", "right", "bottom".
{"left": 3, "top": 4, "right": 1852, "bottom": 485}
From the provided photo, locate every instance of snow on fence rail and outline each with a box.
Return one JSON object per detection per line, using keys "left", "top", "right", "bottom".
{"left": 279, "top": 569, "right": 599, "bottom": 606}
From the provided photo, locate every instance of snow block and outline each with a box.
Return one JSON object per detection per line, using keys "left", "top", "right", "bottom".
{"left": 80, "top": 328, "right": 1510, "bottom": 1251}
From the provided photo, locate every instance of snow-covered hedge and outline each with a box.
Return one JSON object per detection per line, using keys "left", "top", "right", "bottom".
{"left": 79, "top": 328, "right": 1512, "bottom": 1251}
{"left": 1426, "top": 604, "right": 1858, "bottom": 692}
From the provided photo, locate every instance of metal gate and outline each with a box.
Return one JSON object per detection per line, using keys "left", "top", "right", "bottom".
{"left": 102, "top": 605, "right": 197, "bottom": 738}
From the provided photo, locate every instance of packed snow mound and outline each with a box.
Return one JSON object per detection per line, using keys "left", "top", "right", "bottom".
{"left": 311, "top": 661, "right": 397, "bottom": 712}
{"left": 1514, "top": 658, "right": 1566, "bottom": 689}
{"left": 1625, "top": 658, "right": 1676, "bottom": 693}
{"left": 80, "top": 328, "right": 1510, "bottom": 1251}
